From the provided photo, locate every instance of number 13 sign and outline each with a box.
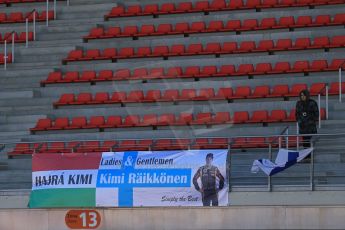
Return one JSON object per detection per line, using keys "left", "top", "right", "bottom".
{"left": 65, "top": 210, "right": 101, "bottom": 229}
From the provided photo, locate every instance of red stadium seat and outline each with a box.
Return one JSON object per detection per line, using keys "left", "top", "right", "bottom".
{"left": 267, "top": 110, "right": 287, "bottom": 122}
{"left": 157, "top": 89, "right": 179, "bottom": 102}
{"left": 252, "top": 63, "right": 273, "bottom": 74}
{"left": 151, "top": 46, "right": 169, "bottom": 57}
{"left": 95, "top": 70, "right": 113, "bottom": 81}
{"left": 126, "top": 5, "right": 142, "bottom": 16}
{"left": 270, "top": 84, "right": 289, "bottom": 97}
{"left": 143, "top": 90, "right": 161, "bottom": 102}
{"left": 118, "top": 47, "right": 134, "bottom": 58}
{"left": 248, "top": 85, "right": 270, "bottom": 98}
{"left": 248, "top": 110, "right": 269, "bottom": 123}
{"left": 259, "top": 18, "right": 277, "bottom": 29}
{"left": 329, "top": 82, "right": 345, "bottom": 95}
{"left": 268, "top": 62, "right": 291, "bottom": 74}
{"left": 91, "top": 92, "right": 109, "bottom": 104}
{"left": 107, "top": 6, "right": 125, "bottom": 17}
{"left": 159, "top": 3, "right": 176, "bottom": 14}
{"left": 236, "top": 64, "right": 254, "bottom": 75}
{"left": 156, "top": 24, "right": 173, "bottom": 35}
{"left": 313, "top": 15, "right": 331, "bottom": 26}
{"left": 194, "top": 88, "right": 215, "bottom": 100}
{"left": 99, "top": 116, "right": 122, "bottom": 128}
{"left": 288, "top": 60, "right": 310, "bottom": 73}
{"left": 284, "top": 109, "right": 296, "bottom": 122}
{"left": 174, "top": 22, "right": 189, "bottom": 34}
{"left": 157, "top": 114, "right": 176, "bottom": 126}
{"left": 170, "top": 44, "right": 185, "bottom": 56}
{"left": 223, "top": 20, "right": 241, "bottom": 31}
{"left": 64, "top": 50, "right": 83, "bottom": 62}
{"left": 182, "top": 66, "right": 200, "bottom": 77}
{"left": 30, "top": 118, "right": 52, "bottom": 132}
{"left": 246, "top": 0, "right": 262, "bottom": 8}
{"left": 309, "top": 60, "right": 328, "bottom": 72}
{"left": 213, "top": 88, "right": 233, "bottom": 100}
{"left": 137, "top": 25, "right": 155, "bottom": 36}
{"left": 221, "top": 42, "right": 238, "bottom": 53}
{"left": 277, "top": 16, "right": 295, "bottom": 28}
{"left": 310, "top": 83, "right": 326, "bottom": 96}
{"left": 119, "top": 115, "right": 140, "bottom": 127}
{"left": 107, "top": 92, "right": 126, "bottom": 103}
{"left": 82, "top": 49, "right": 101, "bottom": 60}
{"left": 68, "top": 117, "right": 87, "bottom": 129}
{"left": 85, "top": 27, "right": 104, "bottom": 39}
{"left": 185, "top": 43, "right": 204, "bottom": 55}
{"left": 255, "top": 40, "right": 274, "bottom": 52}
{"left": 208, "top": 112, "right": 231, "bottom": 124}
{"left": 70, "top": 93, "right": 92, "bottom": 105}
{"left": 214, "top": 65, "right": 235, "bottom": 76}
{"left": 140, "top": 114, "right": 158, "bottom": 127}
{"left": 290, "top": 37, "right": 311, "bottom": 50}
{"left": 191, "top": 138, "right": 209, "bottom": 149}
{"left": 76, "top": 71, "right": 96, "bottom": 82}
{"left": 117, "top": 140, "right": 136, "bottom": 151}
{"left": 175, "top": 2, "right": 193, "bottom": 13}
{"left": 310, "top": 36, "right": 330, "bottom": 49}
{"left": 192, "top": 1, "right": 210, "bottom": 12}
{"left": 113, "top": 69, "right": 131, "bottom": 80}
{"left": 233, "top": 111, "right": 249, "bottom": 124}
{"left": 228, "top": 0, "right": 245, "bottom": 9}
{"left": 207, "top": 20, "right": 224, "bottom": 32}
{"left": 143, "top": 4, "right": 159, "bottom": 15}
{"left": 240, "top": 19, "right": 258, "bottom": 31}
{"left": 286, "top": 84, "right": 308, "bottom": 97}
{"left": 104, "top": 27, "right": 121, "bottom": 38}
{"left": 261, "top": 0, "right": 278, "bottom": 8}
{"left": 123, "top": 90, "right": 144, "bottom": 103}
{"left": 325, "top": 59, "right": 345, "bottom": 71}
{"left": 136, "top": 46, "right": 152, "bottom": 57}
{"left": 189, "top": 22, "right": 206, "bottom": 33}
{"left": 203, "top": 43, "right": 221, "bottom": 54}
{"left": 235, "top": 41, "right": 256, "bottom": 53}
{"left": 47, "top": 117, "right": 69, "bottom": 130}
{"left": 294, "top": 16, "right": 312, "bottom": 28}
{"left": 84, "top": 116, "right": 105, "bottom": 129}
{"left": 272, "top": 38, "right": 292, "bottom": 51}
{"left": 99, "top": 141, "right": 117, "bottom": 152}
{"left": 132, "top": 68, "right": 148, "bottom": 80}
{"left": 41, "top": 72, "right": 62, "bottom": 84}
{"left": 178, "top": 89, "right": 197, "bottom": 101}
{"left": 54, "top": 94, "right": 75, "bottom": 107}
{"left": 196, "top": 65, "right": 218, "bottom": 77}
{"left": 210, "top": 0, "right": 227, "bottom": 10}
{"left": 190, "top": 112, "right": 213, "bottom": 125}
{"left": 172, "top": 113, "right": 193, "bottom": 125}
{"left": 331, "top": 13, "right": 345, "bottom": 25}
{"left": 232, "top": 86, "right": 251, "bottom": 99}
{"left": 329, "top": 35, "right": 345, "bottom": 48}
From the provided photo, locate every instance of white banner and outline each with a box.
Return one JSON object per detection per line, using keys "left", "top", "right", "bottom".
{"left": 96, "top": 150, "right": 229, "bottom": 207}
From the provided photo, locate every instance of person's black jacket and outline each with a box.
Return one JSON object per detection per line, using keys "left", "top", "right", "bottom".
{"left": 295, "top": 90, "right": 319, "bottom": 134}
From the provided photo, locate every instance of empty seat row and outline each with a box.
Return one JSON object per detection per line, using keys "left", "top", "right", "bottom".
{"left": 0, "top": 32, "right": 33, "bottom": 43}
{"left": 43, "top": 59, "right": 345, "bottom": 85}
{"left": 105, "top": 0, "right": 345, "bottom": 19}
{"left": 0, "top": 10, "right": 54, "bottom": 23}
{"left": 8, "top": 136, "right": 302, "bottom": 156}
{"left": 63, "top": 35, "right": 345, "bottom": 64}
{"left": 53, "top": 82, "right": 344, "bottom": 107}
{"left": 85, "top": 13, "right": 345, "bottom": 41}
{"left": 30, "top": 109, "right": 326, "bottom": 133}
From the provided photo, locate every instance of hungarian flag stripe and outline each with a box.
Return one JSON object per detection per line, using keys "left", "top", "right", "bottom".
{"left": 29, "top": 188, "right": 95, "bottom": 208}
{"left": 32, "top": 153, "right": 102, "bottom": 171}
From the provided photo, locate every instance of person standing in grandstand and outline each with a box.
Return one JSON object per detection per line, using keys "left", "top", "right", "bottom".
{"left": 295, "top": 89, "right": 319, "bottom": 151}
{"left": 193, "top": 153, "right": 225, "bottom": 206}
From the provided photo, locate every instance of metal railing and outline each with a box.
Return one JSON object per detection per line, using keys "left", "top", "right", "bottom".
{"left": 1, "top": 132, "right": 345, "bottom": 192}
{"left": 338, "top": 60, "right": 345, "bottom": 102}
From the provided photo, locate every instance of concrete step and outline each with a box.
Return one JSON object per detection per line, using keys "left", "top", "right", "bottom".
{"left": 0, "top": 90, "right": 35, "bottom": 100}
{"left": 0, "top": 123, "right": 36, "bottom": 132}
{"left": 0, "top": 114, "right": 46, "bottom": 124}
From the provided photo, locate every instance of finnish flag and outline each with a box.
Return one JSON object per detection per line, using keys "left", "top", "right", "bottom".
{"left": 251, "top": 148, "right": 313, "bottom": 176}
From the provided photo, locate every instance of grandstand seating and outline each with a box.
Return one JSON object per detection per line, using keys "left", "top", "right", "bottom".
{"left": 85, "top": 13, "right": 345, "bottom": 41}
{"left": 0, "top": 32, "right": 34, "bottom": 43}
{"left": 7, "top": 135, "right": 304, "bottom": 157}
{"left": 52, "top": 82, "right": 338, "bottom": 107}
{"left": 104, "top": 1, "right": 345, "bottom": 19}
{"left": 41, "top": 59, "right": 345, "bottom": 85}
{"left": 29, "top": 108, "right": 326, "bottom": 133}
{"left": 0, "top": 10, "right": 54, "bottom": 23}
{"left": 62, "top": 35, "right": 345, "bottom": 64}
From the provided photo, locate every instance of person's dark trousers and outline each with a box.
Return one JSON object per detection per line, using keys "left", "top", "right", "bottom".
{"left": 303, "top": 136, "right": 312, "bottom": 148}
{"left": 202, "top": 190, "right": 218, "bottom": 206}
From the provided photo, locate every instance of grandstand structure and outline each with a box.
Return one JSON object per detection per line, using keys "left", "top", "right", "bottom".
{"left": 0, "top": 0, "right": 345, "bottom": 228}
